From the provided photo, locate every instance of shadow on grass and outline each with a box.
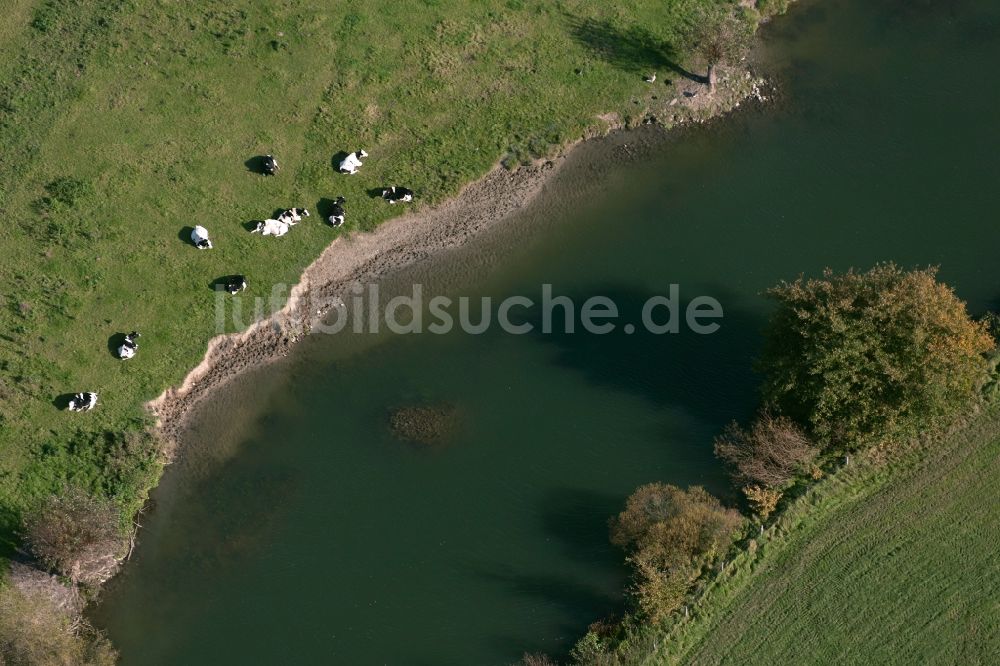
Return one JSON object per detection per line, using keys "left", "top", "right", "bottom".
{"left": 208, "top": 275, "right": 246, "bottom": 293}
{"left": 51, "top": 393, "right": 79, "bottom": 411}
{"left": 316, "top": 196, "right": 345, "bottom": 220}
{"left": 178, "top": 226, "right": 195, "bottom": 246}
{"left": 568, "top": 17, "right": 702, "bottom": 83}
{"left": 365, "top": 187, "right": 386, "bottom": 199}
{"left": 106, "top": 332, "right": 129, "bottom": 358}
{"left": 0, "top": 505, "right": 19, "bottom": 559}
{"left": 330, "top": 151, "right": 350, "bottom": 173}
{"left": 244, "top": 155, "right": 272, "bottom": 175}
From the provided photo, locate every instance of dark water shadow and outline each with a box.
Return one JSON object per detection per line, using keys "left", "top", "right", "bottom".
{"left": 568, "top": 17, "right": 701, "bottom": 82}
{"left": 244, "top": 155, "right": 271, "bottom": 175}
{"left": 470, "top": 562, "right": 620, "bottom": 643}
{"left": 509, "top": 283, "right": 765, "bottom": 427}
{"left": 539, "top": 488, "right": 623, "bottom": 569}
{"left": 475, "top": 565, "right": 621, "bottom": 663}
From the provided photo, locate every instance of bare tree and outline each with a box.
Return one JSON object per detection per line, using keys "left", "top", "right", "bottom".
{"left": 686, "top": 8, "right": 754, "bottom": 93}
{"left": 714, "top": 412, "right": 819, "bottom": 489}
{"left": 22, "top": 488, "right": 124, "bottom": 585}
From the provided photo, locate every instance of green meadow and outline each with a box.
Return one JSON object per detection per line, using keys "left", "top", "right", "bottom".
{"left": 641, "top": 409, "right": 1000, "bottom": 664}
{"left": 0, "top": 0, "right": 753, "bottom": 551}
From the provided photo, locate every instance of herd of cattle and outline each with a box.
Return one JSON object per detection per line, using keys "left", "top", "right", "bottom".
{"left": 66, "top": 149, "right": 413, "bottom": 412}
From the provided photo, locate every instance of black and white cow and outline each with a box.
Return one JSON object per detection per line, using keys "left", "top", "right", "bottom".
{"left": 251, "top": 219, "right": 290, "bottom": 237}
{"left": 381, "top": 186, "right": 414, "bottom": 204}
{"left": 263, "top": 154, "right": 279, "bottom": 175}
{"left": 191, "top": 225, "right": 213, "bottom": 249}
{"left": 118, "top": 331, "right": 140, "bottom": 360}
{"left": 277, "top": 207, "right": 310, "bottom": 225}
{"left": 225, "top": 275, "right": 247, "bottom": 295}
{"left": 327, "top": 196, "right": 346, "bottom": 227}
{"left": 68, "top": 392, "right": 98, "bottom": 412}
{"left": 338, "top": 149, "right": 368, "bottom": 174}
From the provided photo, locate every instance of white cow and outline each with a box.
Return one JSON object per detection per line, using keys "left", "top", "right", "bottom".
{"left": 251, "top": 219, "right": 290, "bottom": 237}
{"left": 191, "top": 225, "right": 212, "bottom": 249}
{"left": 338, "top": 149, "right": 368, "bottom": 174}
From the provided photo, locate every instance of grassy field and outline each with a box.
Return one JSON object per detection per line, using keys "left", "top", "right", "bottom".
{"left": 0, "top": 0, "right": 763, "bottom": 554}
{"left": 628, "top": 408, "right": 1000, "bottom": 664}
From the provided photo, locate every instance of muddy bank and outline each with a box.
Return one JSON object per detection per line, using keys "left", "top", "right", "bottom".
{"left": 148, "top": 66, "right": 767, "bottom": 446}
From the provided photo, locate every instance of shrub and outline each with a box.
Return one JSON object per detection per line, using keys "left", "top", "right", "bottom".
{"left": 21, "top": 489, "right": 125, "bottom": 584}
{"left": 0, "top": 583, "right": 117, "bottom": 666}
{"left": 610, "top": 484, "right": 742, "bottom": 621}
{"left": 32, "top": 177, "right": 93, "bottom": 216}
{"left": 714, "top": 412, "right": 818, "bottom": 489}
{"left": 628, "top": 550, "right": 694, "bottom": 622}
{"left": 759, "top": 264, "right": 994, "bottom": 449}
{"left": 742, "top": 485, "right": 781, "bottom": 519}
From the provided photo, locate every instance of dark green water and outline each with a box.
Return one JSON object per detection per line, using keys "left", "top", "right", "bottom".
{"left": 93, "top": 1, "right": 1000, "bottom": 663}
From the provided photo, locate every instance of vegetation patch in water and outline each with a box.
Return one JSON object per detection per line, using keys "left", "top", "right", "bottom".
{"left": 388, "top": 404, "right": 461, "bottom": 446}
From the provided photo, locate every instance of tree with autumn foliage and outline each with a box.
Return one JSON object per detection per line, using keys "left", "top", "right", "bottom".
{"left": 759, "top": 264, "right": 995, "bottom": 449}
{"left": 610, "top": 484, "right": 742, "bottom": 621}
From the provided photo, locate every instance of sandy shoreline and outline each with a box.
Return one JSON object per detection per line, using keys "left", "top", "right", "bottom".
{"left": 147, "top": 66, "right": 767, "bottom": 447}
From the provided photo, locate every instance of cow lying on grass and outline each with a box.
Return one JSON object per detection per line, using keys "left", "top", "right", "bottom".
{"left": 251, "top": 219, "right": 289, "bottom": 237}
{"left": 263, "top": 154, "right": 278, "bottom": 175}
{"left": 338, "top": 149, "right": 368, "bottom": 174}
{"left": 191, "top": 225, "right": 213, "bottom": 249}
{"left": 118, "top": 331, "right": 140, "bottom": 360}
{"left": 381, "top": 186, "right": 414, "bottom": 204}
{"left": 328, "top": 196, "right": 346, "bottom": 227}
{"left": 225, "top": 275, "right": 247, "bottom": 295}
{"left": 278, "top": 207, "right": 309, "bottom": 225}
{"left": 68, "top": 392, "right": 97, "bottom": 412}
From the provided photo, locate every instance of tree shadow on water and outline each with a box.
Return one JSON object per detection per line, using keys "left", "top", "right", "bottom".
{"left": 568, "top": 17, "right": 702, "bottom": 82}
{"left": 538, "top": 488, "right": 624, "bottom": 570}
{"left": 469, "top": 561, "right": 621, "bottom": 657}
{"left": 509, "top": 283, "right": 766, "bottom": 428}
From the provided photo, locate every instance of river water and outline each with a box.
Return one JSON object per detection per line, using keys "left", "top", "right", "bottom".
{"left": 93, "top": 1, "right": 1000, "bottom": 663}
